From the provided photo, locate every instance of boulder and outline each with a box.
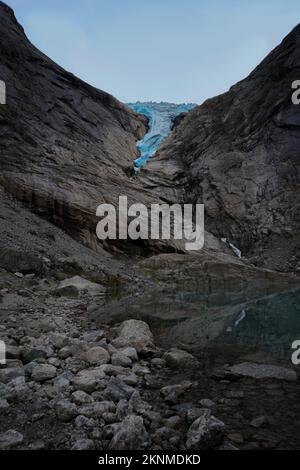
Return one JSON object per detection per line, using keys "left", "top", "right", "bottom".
{"left": 57, "top": 276, "right": 105, "bottom": 297}
{"left": 163, "top": 348, "right": 199, "bottom": 369}
{"left": 0, "top": 429, "right": 24, "bottom": 449}
{"left": 109, "top": 415, "right": 150, "bottom": 450}
{"left": 0, "top": 368, "right": 24, "bottom": 384}
{"left": 186, "top": 410, "right": 225, "bottom": 450}
{"left": 83, "top": 346, "right": 110, "bottom": 366}
{"left": 31, "top": 364, "right": 57, "bottom": 382}
{"left": 113, "top": 320, "right": 155, "bottom": 355}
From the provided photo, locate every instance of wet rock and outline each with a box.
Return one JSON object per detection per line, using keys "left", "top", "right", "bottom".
{"left": 160, "top": 381, "right": 192, "bottom": 404}
{"left": 163, "top": 348, "right": 199, "bottom": 370}
{"left": 31, "top": 364, "right": 57, "bottom": 382}
{"left": 186, "top": 410, "right": 225, "bottom": 450}
{"left": 113, "top": 320, "right": 155, "bottom": 355}
{"left": 227, "top": 363, "right": 297, "bottom": 381}
{"left": 0, "top": 368, "right": 25, "bottom": 384}
{"left": 83, "top": 346, "right": 110, "bottom": 366}
{"left": 109, "top": 415, "right": 150, "bottom": 450}
{"left": 0, "top": 429, "right": 24, "bottom": 449}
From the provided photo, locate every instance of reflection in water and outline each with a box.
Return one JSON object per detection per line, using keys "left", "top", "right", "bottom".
{"left": 96, "top": 287, "right": 300, "bottom": 365}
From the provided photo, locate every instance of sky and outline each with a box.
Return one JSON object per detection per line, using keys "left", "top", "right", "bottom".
{"left": 6, "top": 0, "right": 300, "bottom": 104}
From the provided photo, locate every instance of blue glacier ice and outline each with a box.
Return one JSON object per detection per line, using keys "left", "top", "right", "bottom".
{"left": 127, "top": 102, "right": 197, "bottom": 168}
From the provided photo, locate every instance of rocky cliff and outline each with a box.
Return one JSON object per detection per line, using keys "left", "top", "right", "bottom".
{"left": 141, "top": 25, "right": 300, "bottom": 272}
{"left": 0, "top": 2, "right": 150, "bottom": 251}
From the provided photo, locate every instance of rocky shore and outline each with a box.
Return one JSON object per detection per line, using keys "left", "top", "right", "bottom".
{"left": 0, "top": 269, "right": 299, "bottom": 451}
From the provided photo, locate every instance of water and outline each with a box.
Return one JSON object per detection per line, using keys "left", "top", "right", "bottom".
{"left": 95, "top": 287, "right": 300, "bottom": 367}
{"left": 127, "top": 102, "right": 197, "bottom": 167}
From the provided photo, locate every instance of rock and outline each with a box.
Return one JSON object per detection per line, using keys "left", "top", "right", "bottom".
{"left": 119, "top": 347, "right": 138, "bottom": 362}
{"left": 160, "top": 381, "right": 192, "bottom": 404}
{"left": 0, "top": 368, "right": 24, "bottom": 384}
{"left": 83, "top": 346, "right": 110, "bottom": 366}
{"left": 74, "top": 415, "right": 96, "bottom": 429}
{"left": 163, "top": 348, "right": 199, "bottom": 369}
{"left": 113, "top": 320, "right": 155, "bottom": 355}
{"left": 186, "top": 410, "right": 225, "bottom": 450}
{"left": 4, "top": 376, "right": 31, "bottom": 402}
{"left": 111, "top": 352, "right": 132, "bottom": 367}
{"left": 54, "top": 399, "right": 77, "bottom": 422}
{"left": 71, "top": 439, "right": 94, "bottom": 450}
{"left": 109, "top": 415, "right": 150, "bottom": 450}
{"left": 103, "top": 377, "right": 135, "bottom": 402}
{"left": 187, "top": 408, "right": 209, "bottom": 424}
{"left": 58, "top": 346, "right": 72, "bottom": 359}
{"left": 250, "top": 416, "right": 268, "bottom": 428}
{"left": 78, "top": 401, "right": 115, "bottom": 418}
{"left": 81, "top": 330, "right": 105, "bottom": 343}
{"left": 71, "top": 390, "right": 94, "bottom": 405}
{"left": 31, "top": 364, "right": 57, "bottom": 382}
{"left": 227, "top": 432, "right": 244, "bottom": 444}
{"left": 0, "top": 247, "right": 43, "bottom": 274}
{"left": 0, "top": 430, "right": 24, "bottom": 449}
{"left": 223, "top": 390, "right": 244, "bottom": 399}
{"left": 72, "top": 368, "right": 106, "bottom": 392}
{"left": 21, "top": 348, "right": 48, "bottom": 364}
{"left": 57, "top": 276, "right": 106, "bottom": 297}
{"left": 6, "top": 345, "right": 21, "bottom": 359}
{"left": 128, "top": 391, "right": 152, "bottom": 416}
{"left": 226, "top": 363, "right": 297, "bottom": 381}
{"left": 0, "top": 398, "right": 9, "bottom": 410}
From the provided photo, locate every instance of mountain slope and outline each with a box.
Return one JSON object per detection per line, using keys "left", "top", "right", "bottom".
{"left": 141, "top": 25, "right": 300, "bottom": 272}
{"left": 0, "top": 2, "right": 149, "bottom": 250}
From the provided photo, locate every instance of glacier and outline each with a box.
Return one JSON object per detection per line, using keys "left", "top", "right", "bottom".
{"left": 127, "top": 102, "right": 197, "bottom": 168}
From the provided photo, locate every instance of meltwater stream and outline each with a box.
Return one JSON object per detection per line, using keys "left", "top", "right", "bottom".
{"left": 127, "top": 102, "right": 196, "bottom": 168}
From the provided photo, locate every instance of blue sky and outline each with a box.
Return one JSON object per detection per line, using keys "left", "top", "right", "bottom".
{"left": 6, "top": 0, "right": 300, "bottom": 103}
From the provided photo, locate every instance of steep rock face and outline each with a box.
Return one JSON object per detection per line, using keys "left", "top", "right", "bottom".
{"left": 0, "top": 2, "right": 149, "bottom": 250}
{"left": 142, "top": 25, "right": 300, "bottom": 272}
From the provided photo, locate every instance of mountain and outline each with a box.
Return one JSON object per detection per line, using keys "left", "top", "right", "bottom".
{"left": 0, "top": 1, "right": 148, "bottom": 251}
{"left": 141, "top": 25, "right": 300, "bottom": 272}
{"left": 127, "top": 102, "right": 196, "bottom": 167}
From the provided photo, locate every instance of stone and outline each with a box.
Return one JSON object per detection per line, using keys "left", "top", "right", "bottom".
{"left": 31, "top": 364, "right": 57, "bottom": 382}
{"left": 71, "top": 390, "right": 94, "bottom": 405}
{"left": 119, "top": 347, "right": 138, "bottom": 361}
{"left": 83, "top": 346, "right": 110, "bottom": 366}
{"left": 227, "top": 363, "right": 297, "bottom": 381}
{"left": 0, "top": 430, "right": 24, "bottom": 449}
{"left": 0, "top": 368, "right": 25, "bottom": 384}
{"left": 163, "top": 348, "right": 199, "bottom": 370}
{"left": 186, "top": 410, "right": 225, "bottom": 450}
{"left": 78, "top": 401, "right": 115, "bottom": 418}
{"left": 54, "top": 399, "right": 77, "bottom": 422}
{"left": 71, "top": 439, "right": 94, "bottom": 450}
{"left": 0, "top": 398, "right": 9, "bottom": 410}
{"left": 250, "top": 416, "right": 268, "bottom": 428}
{"left": 72, "top": 368, "right": 106, "bottom": 392}
{"left": 199, "top": 398, "right": 217, "bottom": 412}
{"left": 113, "top": 320, "right": 155, "bottom": 355}
{"left": 57, "top": 276, "right": 106, "bottom": 297}
{"left": 227, "top": 433, "right": 244, "bottom": 444}
{"left": 109, "top": 415, "right": 150, "bottom": 450}
{"left": 103, "top": 377, "right": 135, "bottom": 402}
{"left": 111, "top": 352, "right": 132, "bottom": 367}
{"left": 160, "top": 381, "right": 192, "bottom": 404}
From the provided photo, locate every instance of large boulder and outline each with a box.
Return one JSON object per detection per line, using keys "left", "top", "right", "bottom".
{"left": 113, "top": 320, "right": 155, "bottom": 355}
{"left": 186, "top": 410, "right": 225, "bottom": 450}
